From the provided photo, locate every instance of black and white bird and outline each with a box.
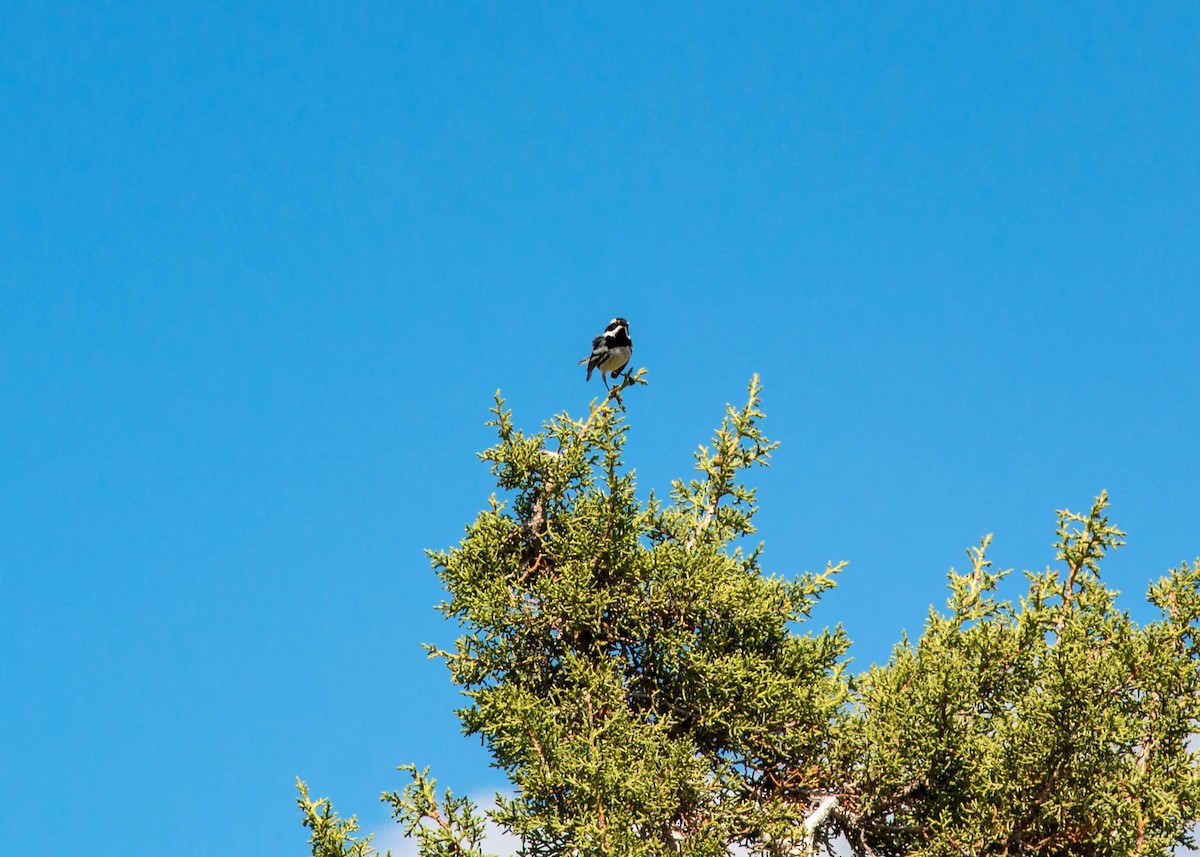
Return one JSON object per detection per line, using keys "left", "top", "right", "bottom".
{"left": 580, "top": 317, "right": 633, "bottom": 388}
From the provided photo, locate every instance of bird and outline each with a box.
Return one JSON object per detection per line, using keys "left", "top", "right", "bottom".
{"left": 580, "top": 317, "right": 633, "bottom": 388}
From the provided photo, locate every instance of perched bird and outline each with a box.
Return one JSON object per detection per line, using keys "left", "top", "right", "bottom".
{"left": 580, "top": 317, "right": 633, "bottom": 388}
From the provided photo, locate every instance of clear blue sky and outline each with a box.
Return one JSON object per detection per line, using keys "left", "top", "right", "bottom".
{"left": 3, "top": 4, "right": 1198, "bottom": 855}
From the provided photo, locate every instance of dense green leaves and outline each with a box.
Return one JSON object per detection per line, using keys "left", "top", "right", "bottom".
{"left": 845, "top": 497, "right": 1200, "bottom": 856}
{"left": 298, "top": 376, "right": 1200, "bottom": 857}
{"left": 408, "top": 375, "right": 849, "bottom": 856}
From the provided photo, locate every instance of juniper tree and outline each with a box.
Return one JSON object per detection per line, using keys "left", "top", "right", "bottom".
{"left": 838, "top": 495, "right": 1200, "bottom": 855}
{"left": 388, "top": 373, "right": 850, "bottom": 857}
{"left": 297, "top": 376, "right": 1200, "bottom": 857}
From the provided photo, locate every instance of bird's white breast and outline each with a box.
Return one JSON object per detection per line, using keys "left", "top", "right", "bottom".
{"left": 600, "top": 345, "right": 631, "bottom": 371}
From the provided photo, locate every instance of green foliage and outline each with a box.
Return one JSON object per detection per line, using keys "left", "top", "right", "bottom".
{"left": 411, "top": 373, "right": 849, "bottom": 856}
{"left": 297, "top": 778, "right": 388, "bottom": 857}
{"left": 844, "top": 495, "right": 1200, "bottom": 856}
{"left": 298, "top": 374, "right": 1200, "bottom": 857}
{"left": 383, "top": 766, "right": 491, "bottom": 857}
